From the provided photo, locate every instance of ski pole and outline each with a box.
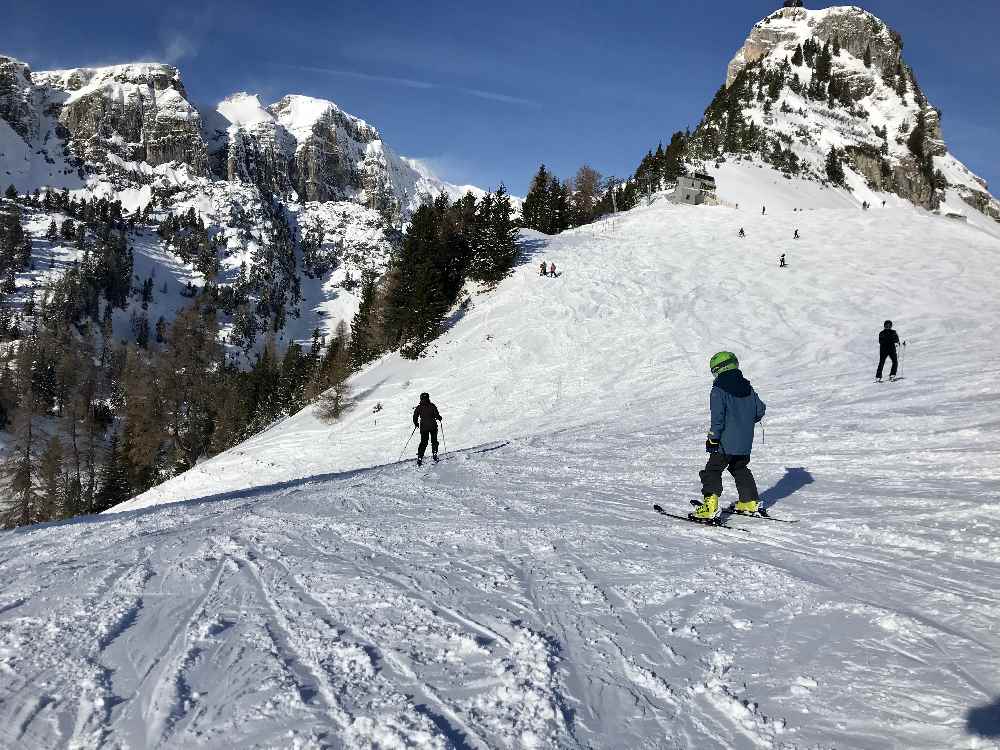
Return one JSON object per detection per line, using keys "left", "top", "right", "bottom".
{"left": 396, "top": 426, "right": 417, "bottom": 463}
{"left": 440, "top": 421, "right": 447, "bottom": 456}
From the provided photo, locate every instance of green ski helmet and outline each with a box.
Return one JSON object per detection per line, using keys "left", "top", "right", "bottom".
{"left": 709, "top": 351, "right": 739, "bottom": 376}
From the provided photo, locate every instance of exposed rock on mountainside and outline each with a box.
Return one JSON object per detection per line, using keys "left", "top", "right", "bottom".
{"left": 0, "top": 56, "right": 38, "bottom": 141}
{"left": 34, "top": 64, "right": 210, "bottom": 175}
{"left": 699, "top": 5, "right": 999, "bottom": 220}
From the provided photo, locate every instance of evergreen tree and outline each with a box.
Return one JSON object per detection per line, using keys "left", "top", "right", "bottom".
{"left": 815, "top": 42, "right": 833, "bottom": 82}
{"left": 825, "top": 148, "right": 846, "bottom": 185}
{"left": 832, "top": 35, "right": 841, "bottom": 57}
{"left": 466, "top": 188, "right": 515, "bottom": 284}
{"left": 94, "top": 431, "right": 131, "bottom": 512}
{"left": 520, "top": 165, "right": 551, "bottom": 232}
{"left": 896, "top": 67, "right": 909, "bottom": 98}
{"left": 791, "top": 44, "right": 804, "bottom": 67}
{"left": 907, "top": 112, "right": 926, "bottom": 159}
{"left": 863, "top": 44, "right": 872, "bottom": 68}
{"left": 350, "top": 270, "right": 385, "bottom": 366}
{"left": 547, "top": 176, "right": 570, "bottom": 233}
{"left": 4, "top": 185, "right": 17, "bottom": 200}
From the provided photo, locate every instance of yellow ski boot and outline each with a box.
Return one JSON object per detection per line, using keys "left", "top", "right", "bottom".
{"left": 691, "top": 495, "right": 721, "bottom": 522}
{"left": 733, "top": 499, "right": 760, "bottom": 516}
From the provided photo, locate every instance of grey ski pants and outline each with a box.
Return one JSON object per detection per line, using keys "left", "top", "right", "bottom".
{"left": 700, "top": 453, "right": 759, "bottom": 501}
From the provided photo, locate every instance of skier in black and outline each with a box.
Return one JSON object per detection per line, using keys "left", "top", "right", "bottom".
{"left": 540, "top": 261, "right": 548, "bottom": 277}
{"left": 738, "top": 228, "right": 746, "bottom": 238}
{"left": 793, "top": 229, "right": 800, "bottom": 240}
{"left": 413, "top": 392, "right": 443, "bottom": 465}
{"left": 876, "top": 320, "right": 901, "bottom": 382}
{"left": 778, "top": 253, "right": 787, "bottom": 268}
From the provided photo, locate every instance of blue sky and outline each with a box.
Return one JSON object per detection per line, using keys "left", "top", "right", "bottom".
{"left": 5, "top": 1, "right": 999, "bottom": 195}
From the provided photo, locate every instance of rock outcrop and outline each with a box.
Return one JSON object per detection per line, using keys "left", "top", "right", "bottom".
{"left": 0, "top": 56, "right": 39, "bottom": 141}
{"left": 33, "top": 64, "right": 209, "bottom": 175}
{"left": 699, "top": 5, "right": 999, "bottom": 220}
{"left": 727, "top": 6, "right": 902, "bottom": 87}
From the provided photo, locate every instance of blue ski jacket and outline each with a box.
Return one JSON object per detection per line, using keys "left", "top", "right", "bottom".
{"left": 709, "top": 369, "right": 766, "bottom": 456}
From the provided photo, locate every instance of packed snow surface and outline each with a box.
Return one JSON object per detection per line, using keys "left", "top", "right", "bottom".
{"left": 2, "top": 164, "right": 1000, "bottom": 749}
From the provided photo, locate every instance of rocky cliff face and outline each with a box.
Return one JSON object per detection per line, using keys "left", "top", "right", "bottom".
{"left": 699, "top": 5, "right": 999, "bottom": 220}
{"left": 31, "top": 64, "right": 209, "bottom": 175}
{"left": 0, "top": 53, "right": 486, "bottom": 362}
{"left": 0, "top": 56, "right": 39, "bottom": 141}
{"left": 204, "top": 93, "right": 474, "bottom": 226}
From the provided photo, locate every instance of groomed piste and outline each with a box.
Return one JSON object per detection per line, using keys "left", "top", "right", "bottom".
{"left": 3, "top": 162, "right": 1000, "bottom": 749}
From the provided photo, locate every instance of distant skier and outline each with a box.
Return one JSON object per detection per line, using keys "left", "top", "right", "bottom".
{"left": 549, "top": 262, "right": 557, "bottom": 277}
{"left": 778, "top": 253, "right": 787, "bottom": 268}
{"left": 882, "top": 200, "right": 887, "bottom": 208}
{"left": 413, "top": 392, "right": 443, "bottom": 465}
{"left": 876, "top": 320, "right": 901, "bottom": 382}
{"left": 793, "top": 229, "right": 800, "bottom": 240}
{"left": 738, "top": 228, "right": 746, "bottom": 238}
{"left": 540, "top": 261, "right": 548, "bottom": 277}
{"left": 691, "top": 352, "right": 767, "bottom": 521}
{"left": 762, "top": 205, "right": 766, "bottom": 215}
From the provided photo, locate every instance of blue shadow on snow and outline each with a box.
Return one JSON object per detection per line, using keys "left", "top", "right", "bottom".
{"left": 760, "top": 467, "right": 814, "bottom": 509}
{"left": 967, "top": 698, "right": 1000, "bottom": 738}
{"left": 1, "top": 440, "right": 513, "bottom": 537}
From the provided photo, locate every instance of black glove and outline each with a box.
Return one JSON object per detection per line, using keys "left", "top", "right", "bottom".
{"left": 706, "top": 437, "right": 720, "bottom": 454}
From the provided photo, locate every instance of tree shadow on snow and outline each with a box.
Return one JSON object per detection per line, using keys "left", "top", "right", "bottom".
{"left": 2, "top": 439, "right": 515, "bottom": 537}
{"left": 967, "top": 697, "right": 1000, "bottom": 738}
{"left": 517, "top": 236, "right": 548, "bottom": 264}
{"left": 760, "top": 467, "right": 814, "bottom": 509}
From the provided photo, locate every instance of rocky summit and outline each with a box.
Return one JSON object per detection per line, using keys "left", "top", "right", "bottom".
{"left": 693, "top": 5, "right": 999, "bottom": 220}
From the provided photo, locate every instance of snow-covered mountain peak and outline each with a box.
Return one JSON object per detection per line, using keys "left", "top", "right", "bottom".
{"left": 727, "top": 5, "right": 899, "bottom": 88}
{"left": 34, "top": 62, "right": 190, "bottom": 103}
{"left": 694, "top": 3, "right": 1000, "bottom": 223}
{"left": 216, "top": 92, "right": 274, "bottom": 127}
{"left": 269, "top": 94, "right": 378, "bottom": 146}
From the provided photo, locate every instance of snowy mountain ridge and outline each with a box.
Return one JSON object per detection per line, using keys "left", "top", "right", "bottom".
{"left": 0, "top": 52, "right": 491, "bottom": 360}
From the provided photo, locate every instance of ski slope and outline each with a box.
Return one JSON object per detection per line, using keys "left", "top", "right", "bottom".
{"left": 3, "top": 164, "right": 1000, "bottom": 749}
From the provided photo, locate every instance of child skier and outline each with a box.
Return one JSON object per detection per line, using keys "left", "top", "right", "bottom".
{"left": 691, "top": 352, "right": 767, "bottom": 521}
{"left": 549, "top": 262, "right": 557, "bottom": 277}
{"left": 540, "top": 261, "right": 548, "bottom": 276}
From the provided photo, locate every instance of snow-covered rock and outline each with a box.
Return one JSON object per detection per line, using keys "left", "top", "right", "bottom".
{"left": 33, "top": 63, "right": 210, "bottom": 175}
{"left": 701, "top": 5, "right": 1000, "bottom": 221}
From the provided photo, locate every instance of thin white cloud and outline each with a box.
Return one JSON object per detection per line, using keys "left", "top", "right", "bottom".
{"left": 271, "top": 62, "right": 537, "bottom": 107}
{"left": 275, "top": 63, "right": 435, "bottom": 90}
{"left": 459, "top": 88, "right": 539, "bottom": 107}
{"left": 161, "top": 33, "right": 198, "bottom": 65}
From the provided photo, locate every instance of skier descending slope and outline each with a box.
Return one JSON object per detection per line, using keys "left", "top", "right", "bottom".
{"left": 413, "top": 392, "right": 443, "bottom": 466}
{"left": 876, "top": 320, "right": 901, "bottom": 382}
{"left": 691, "top": 352, "right": 767, "bottom": 521}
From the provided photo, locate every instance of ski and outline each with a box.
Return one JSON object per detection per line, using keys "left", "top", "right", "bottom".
{"left": 652, "top": 505, "right": 749, "bottom": 533}
{"left": 724, "top": 508, "right": 798, "bottom": 524}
